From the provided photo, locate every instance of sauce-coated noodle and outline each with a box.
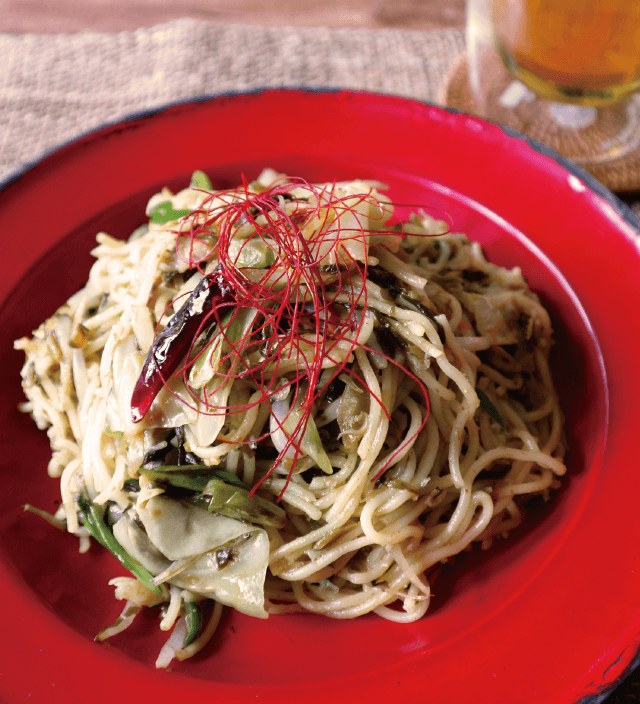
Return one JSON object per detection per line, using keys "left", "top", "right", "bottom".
{"left": 16, "top": 169, "right": 566, "bottom": 666}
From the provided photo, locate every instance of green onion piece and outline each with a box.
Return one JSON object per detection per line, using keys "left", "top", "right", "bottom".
{"left": 188, "top": 309, "right": 238, "bottom": 390}
{"left": 228, "top": 239, "right": 277, "bottom": 269}
{"left": 142, "top": 466, "right": 285, "bottom": 528}
{"left": 191, "top": 479, "right": 286, "bottom": 529}
{"left": 284, "top": 408, "right": 333, "bottom": 475}
{"left": 143, "top": 465, "right": 247, "bottom": 493}
{"left": 183, "top": 602, "right": 202, "bottom": 647}
{"left": 104, "top": 426, "right": 124, "bottom": 439}
{"left": 190, "top": 170, "right": 212, "bottom": 190}
{"left": 476, "top": 387, "right": 505, "bottom": 429}
{"left": 77, "top": 495, "right": 163, "bottom": 595}
{"left": 149, "top": 200, "right": 192, "bottom": 224}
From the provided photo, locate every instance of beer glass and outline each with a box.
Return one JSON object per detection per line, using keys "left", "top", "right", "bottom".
{"left": 466, "top": 0, "right": 640, "bottom": 164}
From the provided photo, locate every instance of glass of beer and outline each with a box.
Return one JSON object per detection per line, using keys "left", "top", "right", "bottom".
{"left": 466, "top": 0, "right": 640, "bottom": 164}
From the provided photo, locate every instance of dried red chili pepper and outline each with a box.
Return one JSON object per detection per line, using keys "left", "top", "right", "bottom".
{"left": 130, "top": 270, "right": 234, "bottom": 423}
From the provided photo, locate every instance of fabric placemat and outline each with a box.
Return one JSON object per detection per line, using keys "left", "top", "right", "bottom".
{"left": 0, "top": 19, "right": 464, "bottom": 182}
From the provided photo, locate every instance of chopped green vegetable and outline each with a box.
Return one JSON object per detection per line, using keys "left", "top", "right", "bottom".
{"left": 228, "top": 239, "right": 277, "bottom": 269}
{"left": 183, "top": 601, "right": 202, "bottom": 647}
{"left": 190, "top": 170, "right": 212, "bottom": 191}
{"left": 77, "top": 495, "right": 162, "bottom": 594}
{"left": 476, "top": 387, "right": 505, "bottom": 429}
{"left": 142, "top": 465, "right": 285, "bottom": 528}
{"left": 189, "top": 308, "right": 257, "bottom": 390}
{"left": 191, "top": 479, "right": 286, "bottom": 529}
{"left": 143, "top": 465, "right": 247, "bottom": 492}
{"left": 123, "top": 478, "right": 141, "bottom": 493}
{"left": 279, "top": 402, "right": 333, "bottom": 475}
{"left": 149, "top": 201, "right": 192, "bottom": 224}
{"left": 104, "top": 426, "right": 124, "bottom": 439}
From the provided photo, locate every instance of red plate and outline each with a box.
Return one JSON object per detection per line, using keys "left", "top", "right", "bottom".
{"left": 0, "top": 89, "right": 638, "bottom": 703}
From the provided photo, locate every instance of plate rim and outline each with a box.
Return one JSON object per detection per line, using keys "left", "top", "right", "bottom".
{"left": 1, "top": 86, "right": 639, "bottom": 236}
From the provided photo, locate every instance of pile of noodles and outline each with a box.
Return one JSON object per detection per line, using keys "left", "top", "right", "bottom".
{"left": 15, "top": 169, "right": 566, "bottom": 668}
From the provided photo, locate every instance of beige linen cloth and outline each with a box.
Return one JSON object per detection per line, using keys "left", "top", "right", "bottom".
{"left": 0, "top": 19, "right": 465, "bottom": 182}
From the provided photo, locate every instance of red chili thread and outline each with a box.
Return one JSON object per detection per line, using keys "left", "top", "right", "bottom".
{"left": 138, "top": 175, "right": 436, "bottom": 498}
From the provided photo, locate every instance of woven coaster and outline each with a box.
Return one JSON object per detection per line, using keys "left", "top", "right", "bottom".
{"left": 440, "top": 53, "right": 640, "bottom": 193}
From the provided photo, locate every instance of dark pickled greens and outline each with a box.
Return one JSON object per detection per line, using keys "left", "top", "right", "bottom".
{"left": 476, "top": 387, "right": 505, "bottom": 429}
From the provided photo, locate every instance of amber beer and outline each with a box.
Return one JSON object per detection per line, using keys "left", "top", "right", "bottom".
{"left": 491, "top": 0, "right": 640, "bottom": 106}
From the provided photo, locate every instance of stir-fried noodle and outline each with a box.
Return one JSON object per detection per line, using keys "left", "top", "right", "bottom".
{"left": 16, "top": 169, "right": 566, "bottom": 667}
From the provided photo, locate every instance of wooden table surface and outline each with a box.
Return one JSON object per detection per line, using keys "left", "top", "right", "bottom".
{"left": 0, "top": 0, "right": 465, "bottom": 34}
